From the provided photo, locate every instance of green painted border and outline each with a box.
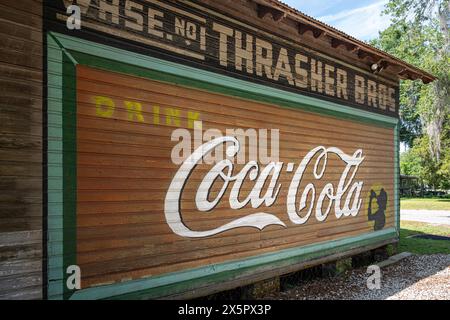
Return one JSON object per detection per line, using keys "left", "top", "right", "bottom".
{"left": 395, "top": 124, "right": 400, "bottom": 234}
{"left": 76, "top": 228, "right": 397, "bottom": 300}
{"left": 47, "top": 34, "right": 65, "bottom": 300}
{"left": 61, "top": 51, "right": 78, "bottom": 300}
{"left": 46, "top": 31, "right": 400, "bottom": 300}
{"left": 52, "top": 32, "right": 398, "bottom": 127}
{"left": 47, "top": 34, "right": 79, "bottom": 300}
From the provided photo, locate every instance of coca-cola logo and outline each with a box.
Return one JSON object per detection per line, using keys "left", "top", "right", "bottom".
{"left": 165, "top": 134, "right": 365, "bottom": 238}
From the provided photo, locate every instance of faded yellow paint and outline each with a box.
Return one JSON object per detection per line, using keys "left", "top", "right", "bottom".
{"left": 153, "top": 105, "right": 160, "bottom": 125}
{"left": 125, "top": 101, "right": 145, "bottom": 122}
{"left": 187, "top": 111, "right": 200, "bottom": 129}
{"left": 94, "top": 96, "right": 115, "bottom": 118}
{"left": 165, "top": 108, "right": 181, "bottom": 126}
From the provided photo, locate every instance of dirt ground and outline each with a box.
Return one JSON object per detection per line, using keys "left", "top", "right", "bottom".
{"left": 264, "top": 254, "right": 450, "bottom": 300}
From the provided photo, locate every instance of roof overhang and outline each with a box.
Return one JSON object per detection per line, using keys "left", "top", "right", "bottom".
{"left": 251, "top": 0, "right": 436, "bottom": 84}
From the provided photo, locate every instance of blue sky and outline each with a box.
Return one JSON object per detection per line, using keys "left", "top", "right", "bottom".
{"left": 282, "top": 0, "right": 392, "bottom": 41}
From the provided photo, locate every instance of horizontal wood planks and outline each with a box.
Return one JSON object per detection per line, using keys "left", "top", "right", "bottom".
{"left": 0, "top": 0, "right": 43, "bottom": 299}
{"left": 45, "top": 0, "right": 400, "bottom": 117}
{"left": 75, "top": 65, "right": 396, "bottom": 289}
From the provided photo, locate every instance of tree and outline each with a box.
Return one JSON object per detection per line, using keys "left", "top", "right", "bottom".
{"left": 383, "top": 0, "right": 450, "bottom": 161}
{"left": 371, "top": 22, "right": 435, "bottom": 146}
{"left": 373, "top": 0, "right": 450, "bottom": 189}
{"left": 401, "top": 136, "right": 443, "bottom": 189}
{"left": 385, "top": 0, "right": 449, "bottom": 52}
{"left": 437, "top": 113, "right": 450, "bottom": 189}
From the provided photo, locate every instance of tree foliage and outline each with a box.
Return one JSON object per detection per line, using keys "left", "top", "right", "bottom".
{"left": 384, "top": 0, "right": 449, "bottom": 161}
{"left": 401, "top": 113, "right": 450, "bottom": 189}
{"left": 372, "top": 0, "right": 450, "bottom": 189}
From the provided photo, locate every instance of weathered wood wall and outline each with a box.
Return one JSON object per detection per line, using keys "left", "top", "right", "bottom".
{"left": 0, "top": 0, "right": 43, "bottom": 299}
{"left": 76, "top": 65, "right": 395, "bottom": 289}
{"left": 0, "top": 0, "right": 402, "bottom": 299}
{"left": 44, "top": 0, "right": 400, "bottom": 117}
{"left": 200, "top": 0, "right": 399, "bottom": 80}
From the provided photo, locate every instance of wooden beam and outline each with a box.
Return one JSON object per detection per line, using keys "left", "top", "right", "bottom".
{"left": 162, "top": 238, "right": 398, "bottom": 300}
{"left": 379, "top": 60, "right": 390, "bottom": 71}
{"left": 331, "top": 38, "right": 342, "bottom": 49}
{"left": 351, "top": 46, "right": 361, "bottom": 53}
{"left": 422, "top": 77, "right": 434, "bottom": 84}
{"left": 331, "top": 38, "right": 358, "bottom": 51}
{"left": 357, "top": 49, "right": 381, "bottom": 63}
{"left": 314, "top": 29, "right": 326, "bottom": 39}
{"left": 357, "top": 49, "right": 369, "bottom": 59}
{"left": 400, "top": 69, "right": 426, "bottom": 81}
{"left": 409, "top": 73, "right": 420, "bottom": 80}
{"left": 370, "top": 59, "right": 390, "bottom": 74}
{"left": 298, "top": 22, "right": 324, "bottom": 38}
{"left": 398, "top": 69, "right": 410, "bottom": 80}
{"left": 257, "top": 4, "right": 285, "bottom": 22}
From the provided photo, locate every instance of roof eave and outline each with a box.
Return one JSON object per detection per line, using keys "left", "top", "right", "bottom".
{"left": 251, "top": 0, "right": 436, "bottom": 84}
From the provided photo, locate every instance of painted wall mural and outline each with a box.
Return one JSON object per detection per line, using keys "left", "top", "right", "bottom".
{"left": 366, "top": 184, "right": 389, "bottom": 231}
{"left": 75, "top": 65, "right": 395, "bottom": 289}
{"left": 165, "top": 139, "right": 366, "bottom": 238}
{"left": 48, "top": 0, "right": 400, "bottom": 117}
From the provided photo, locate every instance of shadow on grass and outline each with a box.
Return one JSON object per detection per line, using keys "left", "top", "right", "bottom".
{"left": 400, "top": 228, "right": 450, "bottom": 255}
{"left": 401, "top": 198, "right": 450, "bottom": 202}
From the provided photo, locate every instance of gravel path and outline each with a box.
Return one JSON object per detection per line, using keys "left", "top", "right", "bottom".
{"left": 401, "top": 210, "right": 450, "bottom": 225}
{"left": 264, "top": 255, "right": 450, "bottom": 300}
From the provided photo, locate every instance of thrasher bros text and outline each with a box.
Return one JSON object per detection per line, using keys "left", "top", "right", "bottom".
{"left": 56, "top": 0, "right": 399, "bottom": 116}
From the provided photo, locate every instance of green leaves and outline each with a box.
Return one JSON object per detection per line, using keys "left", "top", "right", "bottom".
{"left": 377, "top": 0, "right": 450, "bottom": 189}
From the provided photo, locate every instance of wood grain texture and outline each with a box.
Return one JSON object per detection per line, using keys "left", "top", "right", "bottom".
{"left": 0, "top": 0, "right": 43, "bottom": 300}
{"left": 75, "top": 65, "right": 396, "bottom": 289}
{"left": 46, "top": 0, "right": 400, "bottom": 117}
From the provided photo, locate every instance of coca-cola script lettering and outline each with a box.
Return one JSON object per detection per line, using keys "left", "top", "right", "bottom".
{"left": 165, "top": 137, "right": 365, "bottom": 238}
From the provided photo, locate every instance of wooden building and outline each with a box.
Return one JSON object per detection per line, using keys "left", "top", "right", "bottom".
{"left": 0, "top": 0, "right": 434, "bottom": 299}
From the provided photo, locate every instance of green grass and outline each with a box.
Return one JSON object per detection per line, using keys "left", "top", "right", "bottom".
{"left": 399, "top": 221, "right": 450, "bottom": 254}
{"left": 400, "top": 197, "right": 450, "bottom": 210}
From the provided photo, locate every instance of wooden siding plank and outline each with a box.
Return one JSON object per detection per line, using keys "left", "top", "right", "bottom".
{"left": 0, "top": 0, "right": 43, "bottom": 300}
{"left": 71, "top": 65, "right": 397, "bottom": 289}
